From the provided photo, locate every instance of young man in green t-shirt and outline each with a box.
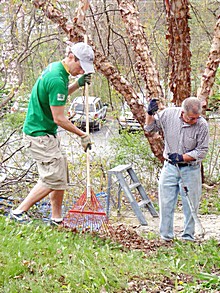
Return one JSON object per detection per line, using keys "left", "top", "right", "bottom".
{"left": 10, "top": 42, "right": 94, "bottom": 225}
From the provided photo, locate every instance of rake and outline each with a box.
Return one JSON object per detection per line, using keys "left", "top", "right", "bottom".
{"left": 63, "top": 38, "right": 109, "bottom": 234}
{"left": 63, "top": 188, "right": 109, "bottom": 233}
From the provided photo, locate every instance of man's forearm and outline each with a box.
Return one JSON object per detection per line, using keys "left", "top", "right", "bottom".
{"left": 145, "top": 113, "right": 155, "bottom": 125}
{"left": 182, "top": 154, "right": 196, "bottom": 162}
{"left": 51, "top": 105, "right": 85, "bottom": 136}
{"left": 57, "top": 117, "right": 85, "bottom": 136}
{"left": 68, "top": 81, "right": 79, "bottom": 95}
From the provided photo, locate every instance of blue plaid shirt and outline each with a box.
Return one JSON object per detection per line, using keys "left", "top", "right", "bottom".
{"left": 144, "top": 107, "right": 209, "bottom": 162}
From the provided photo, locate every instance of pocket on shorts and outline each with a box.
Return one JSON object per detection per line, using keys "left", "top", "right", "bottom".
{"left": 27, "top": 135, "right": 61, "bottom": 162}
{"left": 37, "top": 156, "right": 68, "bottom": 189}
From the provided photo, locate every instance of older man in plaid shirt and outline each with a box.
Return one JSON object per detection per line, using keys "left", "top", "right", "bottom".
{"left": 145, "top": 97, "right": 209, "bottom": 242}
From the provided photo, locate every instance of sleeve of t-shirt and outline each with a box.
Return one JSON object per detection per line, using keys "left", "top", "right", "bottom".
{"left": 47, "top": 77, "right": 68, "bottom": 106}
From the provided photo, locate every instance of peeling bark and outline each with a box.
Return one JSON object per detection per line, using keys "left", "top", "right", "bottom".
{"left": 116, "top": 0, "right": 165, "bottom": 160}
{"left": 33, "top": 0, "right": 85, "bottom": 42}
{"left": 117, "top": 0, "right": 164, "bottom": 102}
{"left": 165, "top": 0, "right": 191, "bottom": 105}
{"left": 197, "top": 15, "right": 220, "bottom": 110}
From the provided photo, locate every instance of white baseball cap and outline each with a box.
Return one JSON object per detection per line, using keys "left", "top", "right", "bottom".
{"left": 71, "top": 42, "right": 95, "bottom": 74}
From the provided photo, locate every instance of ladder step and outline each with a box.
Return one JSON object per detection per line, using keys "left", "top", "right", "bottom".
{"left": 108, "top": 164, "right": 132, "bottom": 173}
{"left": 138, "top": 199, "right": 151, "bottom": 208}
{"left": 129, "top": 182, "right": 141, "bottom": 190}
{"left": 107, "top": 164, "right": 158, "bottom": 225}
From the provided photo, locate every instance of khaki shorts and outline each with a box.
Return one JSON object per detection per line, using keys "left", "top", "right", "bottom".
{"left": 23, "top": 134, "right": 69, "bottom": 190}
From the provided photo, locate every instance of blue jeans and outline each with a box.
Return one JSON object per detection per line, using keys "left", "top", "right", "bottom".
{"left": 159, "top": 161, "right": 202, "bottom": 241}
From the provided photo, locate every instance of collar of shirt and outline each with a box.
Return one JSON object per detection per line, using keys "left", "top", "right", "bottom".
{"left": 61, "top": 60, "right": 70, "bottom": 74}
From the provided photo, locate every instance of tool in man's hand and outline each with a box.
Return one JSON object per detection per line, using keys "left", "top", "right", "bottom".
{"left": 150, "top": 100, "right": 205, "bottom": 238}
{"left": 77, "top": 73, "right": 92, "bottom": 87}
{"left": 63, "top": 37, "right": 109, "bottom": 234}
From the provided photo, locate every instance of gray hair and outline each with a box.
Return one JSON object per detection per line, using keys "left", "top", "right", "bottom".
{"left": 182, "top": 97, "right": 202, "bottom": 114}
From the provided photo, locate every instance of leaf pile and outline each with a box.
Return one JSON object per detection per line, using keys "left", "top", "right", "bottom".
{"left": 102, "top": 223, "right": 172, "bottom": 253}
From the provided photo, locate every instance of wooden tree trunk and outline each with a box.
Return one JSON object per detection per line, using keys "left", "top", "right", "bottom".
{"left": 116, "top": 0, "right": 166, "bottom": 159}
{"left": 197, "top": 15, "right": 220, "bottom": 110}
{"left": 117, "top": 0, "right": 164, "bottom": 102}
{"left": 165, "top": 0, "right": 191, "bottom": 105}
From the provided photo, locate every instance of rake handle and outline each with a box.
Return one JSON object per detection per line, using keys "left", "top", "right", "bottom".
{"left": 84, "top": 35, "right": 91, "bottom": 199}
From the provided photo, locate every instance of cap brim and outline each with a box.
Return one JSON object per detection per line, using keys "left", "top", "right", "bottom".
{"left": 80, "top": 60, "right": 95, "bottom": 74}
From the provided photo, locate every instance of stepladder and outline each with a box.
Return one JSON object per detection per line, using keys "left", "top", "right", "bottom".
{"left": 106, "top": 164, "right": 158, "bottom": 225}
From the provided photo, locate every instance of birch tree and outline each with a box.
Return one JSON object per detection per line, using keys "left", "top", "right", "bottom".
{"left": 165, "top": 0, "right": 191, "bottom": 105}
{"left": 197, "top": 16, "right": 220, "bottom": 110}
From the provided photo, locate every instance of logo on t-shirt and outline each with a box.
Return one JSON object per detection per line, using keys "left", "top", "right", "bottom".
{"left": 57, "top": 94, "right": 65, "bottom": 101}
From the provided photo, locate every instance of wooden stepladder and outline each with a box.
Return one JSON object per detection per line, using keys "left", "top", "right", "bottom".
{"left": 106, "top": 164, "right": 158, "bottom": 225}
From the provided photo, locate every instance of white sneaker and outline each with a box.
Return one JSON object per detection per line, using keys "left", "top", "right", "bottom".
{"left": 9, "top": 210, "right": 30, "bottom": 223}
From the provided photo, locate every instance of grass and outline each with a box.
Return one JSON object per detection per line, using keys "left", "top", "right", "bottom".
{"left": 0, "top": 120, "right": 219, "bottom": 292}
{"left": 199, "top": 185, "right": 220, "bottom": 215}
{"left": 0, "top": 216, "right": 220, "bottom": 293}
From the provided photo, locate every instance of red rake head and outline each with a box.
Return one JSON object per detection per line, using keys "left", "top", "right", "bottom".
{"left": 63, "top": 188, "right": 109, "bottom": 234}
{"left": 63, "top": 213, "right": 109, "bottom": 233}
{"left": 71, "top": 188, "right": 103, "bottom": 211}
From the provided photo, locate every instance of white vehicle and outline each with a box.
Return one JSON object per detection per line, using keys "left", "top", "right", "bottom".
{"left": 119, "top": 102, "right": 141, "bottom": 132}
{"left": 119, "top": 94, "right": 147, "bottom": 133}
{"left": 68, "top": 96, "right": 108, "bottom": 131}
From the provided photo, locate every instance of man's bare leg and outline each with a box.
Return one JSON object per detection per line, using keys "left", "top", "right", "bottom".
{"left": 49, "top": 190, "right": 64, "bottom": 219}
{"left": 13, "top": 182, "right": 52, "bottom": 213}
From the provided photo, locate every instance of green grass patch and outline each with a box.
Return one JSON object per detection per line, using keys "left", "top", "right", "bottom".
{"left": 0, "top": 216, "right": 220, "bottom": 292}
{"left": 200, "top": 186, "right": 220, "bottom": 215}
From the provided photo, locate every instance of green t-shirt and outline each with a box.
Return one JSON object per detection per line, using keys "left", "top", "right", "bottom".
{"left": 23, "top": 61, "right": 69, "bottom": 136}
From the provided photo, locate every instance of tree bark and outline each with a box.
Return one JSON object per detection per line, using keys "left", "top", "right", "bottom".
{"left": 165, "top": 0, "right": 191, "bottom": 105}
{"left": 117, "top": 0, "right": 164, "bottom": 102}
{"left": 197, "top": 15, "right": 220, "bottom": 110}
{"left": 116, "top": 0, "right": 166, "bottom": 160}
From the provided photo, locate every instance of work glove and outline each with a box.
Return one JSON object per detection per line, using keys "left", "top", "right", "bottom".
{"left": 77, "top": 73, "right": 92, "bottom": 87}
{"left": 168, "top": 153, "right": 184, "bottom": 165}
{"left": 147, "top": 99, "right": 158, "bottom": 116}
{"left": 81, "top": 134, "right": 92, "bottom": 152}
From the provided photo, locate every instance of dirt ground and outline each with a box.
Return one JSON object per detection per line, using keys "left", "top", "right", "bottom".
{"left": 112, "top": 210, "right": 220, "bottom": 242}
{"left": 106, "top": 210, "right": 220, "bottom": 292}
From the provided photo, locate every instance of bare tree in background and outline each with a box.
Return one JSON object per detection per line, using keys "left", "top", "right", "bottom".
{"left": 0, "top": 2, "right": 64, "bottom": 110}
